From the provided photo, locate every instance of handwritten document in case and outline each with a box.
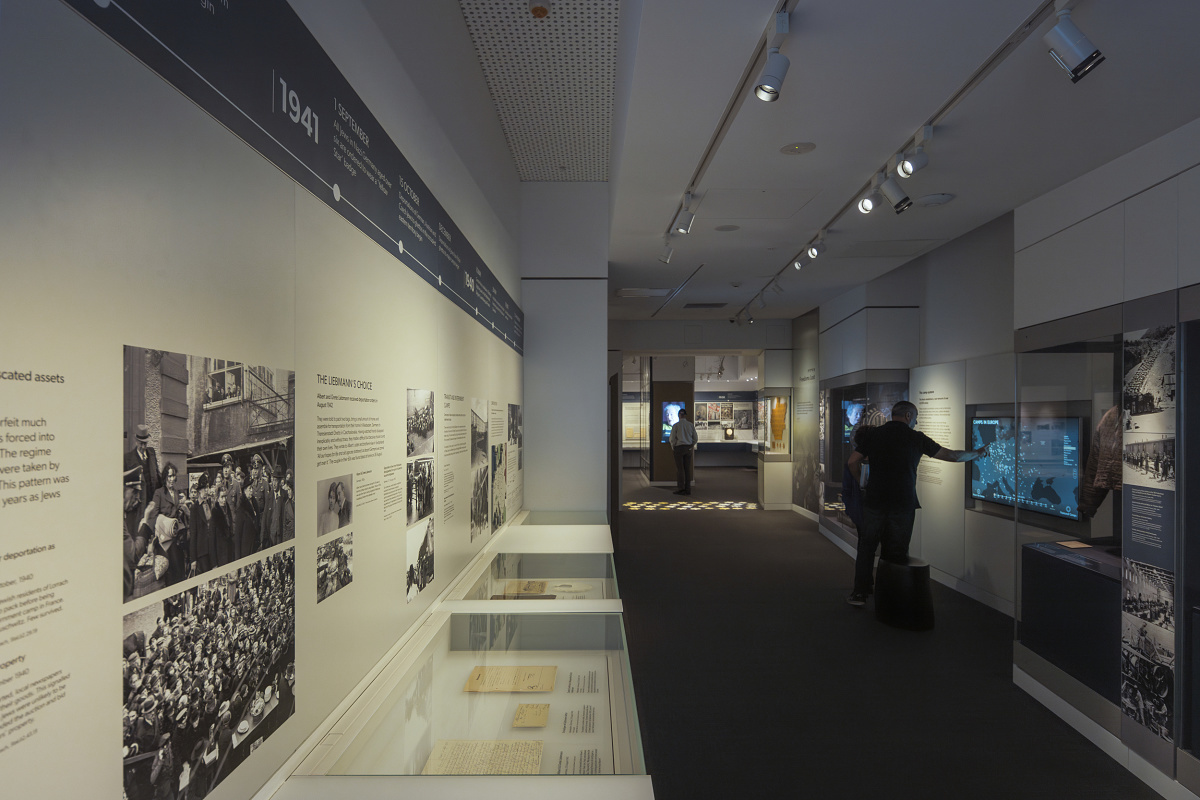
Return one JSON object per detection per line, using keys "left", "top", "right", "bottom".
{"left": 422, "top": 740, "right": 543, "bottom": 774}
{"left": 513, "top": 703, "right": 550, "bottom": 728}
{"left": 464, "top": 665, "right": 557, "bottom": 693}
{"left": 503, "top": 580, "right": 549, "bottom": 595}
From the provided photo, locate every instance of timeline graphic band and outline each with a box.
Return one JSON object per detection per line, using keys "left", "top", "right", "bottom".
{"left": 62, "top": 0, "right": 523, "bottom": 353}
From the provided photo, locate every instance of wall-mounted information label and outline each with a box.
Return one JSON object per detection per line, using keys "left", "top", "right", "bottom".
{"left": 61, "top": 0, "right": 523, "bottom": 353}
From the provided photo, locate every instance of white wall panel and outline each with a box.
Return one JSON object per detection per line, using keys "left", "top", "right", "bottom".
{"left": 1124, "top": 178, "right": 1179, "bottom": 300}
{"left": 1014, "top": 206, "right": 1125, "bottom": 330}
{"left": 865, "top": 307, "right": 920, "bottom": 369}
{"left": 1014, "top": 116, "right": 1200, "bottom": 252}
{"left": 965, "top": 352, "right": 1016, "bottom": 406}
{"left": 521, "top": 183, "right": 609, "bottom": 278}
{"left": 523, "top": 279, "right": 608, "bottom": 511}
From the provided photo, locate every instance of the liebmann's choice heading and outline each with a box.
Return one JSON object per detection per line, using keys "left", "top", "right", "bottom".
{"left": 317, "top": 374, "right": 373, "bottom": 390}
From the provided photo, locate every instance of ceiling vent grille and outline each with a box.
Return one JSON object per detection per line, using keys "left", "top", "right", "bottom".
{"left": 459, "top": 0, "right": 618, "bottom": 182}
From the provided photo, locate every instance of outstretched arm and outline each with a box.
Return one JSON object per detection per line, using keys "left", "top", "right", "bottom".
{"left": 933, "top": 444, "right": 989, "bottom": 463}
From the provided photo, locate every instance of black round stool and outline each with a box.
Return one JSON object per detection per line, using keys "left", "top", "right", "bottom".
{"left": 874, "top": 557, "right": 935, "bottom": 631}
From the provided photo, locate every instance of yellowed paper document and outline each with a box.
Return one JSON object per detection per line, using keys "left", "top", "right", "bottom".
{"left": 513, "top": 703, "right": 550, "bottom": 728}
{"left": 1057, "top": 540, "right": 1092, "bottom": 549}
{"left": 422, "top": 739, "right": 543, "bottom": 775}
{"left": 464, "top": 665, "right": 557, "bottom": 693}
{"left": 504, "top": 580, "right": 549, "bottom": 595}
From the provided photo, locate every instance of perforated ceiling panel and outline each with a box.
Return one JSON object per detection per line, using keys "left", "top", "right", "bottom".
{"left": 458, "top": 0, "right": 618, "bottom": 182}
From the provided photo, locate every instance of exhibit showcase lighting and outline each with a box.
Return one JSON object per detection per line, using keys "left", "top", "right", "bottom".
{"left": 755, "top": 48, "right": 790, "bottom": 102}
{"left": 658, "top": 238, "right": 674, "bottom": 264}
{"left": 1044, "top": 8, "right": 1104, "bottom": 83}
{"left": 879, "top": 175, "right": 911, "bottom": 214}
{"left": 754, "top": 13, "right": 791, "bottom": 102}
{"left": 806, "top": 233, "right": 826, "bottom": 259}
{"left": 671, "top": 193, "right": 695, "bottom": 235}
{"left": 770, "top": 280, "right": 784, "bottom": 295}
{"left": 897, "top": 146, "right": 929, "bottom": 179}
{"left": 858, "top": 172, "right": 885, "bottom": 214}
{"left": 898, "top": 125, "right": 933, "bottom": 179}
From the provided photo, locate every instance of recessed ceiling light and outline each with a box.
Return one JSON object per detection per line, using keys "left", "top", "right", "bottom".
{"left": 915, "top": 193, "right": 955, "bottom": 207}
{"left": 715, "top": 224, "right": 740, "bottom": 232}
{"left": 780, "top": 142, "right": 816, "bottom": 155}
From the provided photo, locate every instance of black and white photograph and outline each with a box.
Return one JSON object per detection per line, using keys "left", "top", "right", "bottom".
{"left": 122, "top": 549, "right": 296, "bottom": 800}
{"left": 470, "top": 465, "right": 489, "bottom": 542}
{"left": 693, "top": 403, "right": 708, "bottom": 423}
{"left": 317, "top": 474, "right": 354, "bottom": 536}
{"left": 124, "top": 345, "right": 295, "bottom": 603}
{"left": 317, "top": 532, "right": 354, "bottom": 603}
{"left": 405, "top": 517, "right": 435, "bottom": 604}
{"left": 1122, "top": 433, "right": 1176, "bottom": 491}
{"left": 733, "top": 403, "right": 753, "bottom": 431}
{"left": 507, "top": 403, "right": 522, "bottom": 448}
{"left": 1122, "top": 326, "right": 1176, "bottom": 433}
{"left": 1121, "top": 608, "right": 1175, "bottom": 742}
{"left": 508, "top": 403, "right": 523, "bottom": 470}
{"left": 407, "top": 457, "right": 435, "bottom": 525}
{"left": 491, "top": 443, "right": 507, "bottom": 532}
{"left": 407, "top": 388, "right": 436, "bottom": 456}
{"left": 470, "top": 398, "right": 488, "bottom": 469}
{"left": 1123, "top": 559, "right": 1175, "bottom": 631}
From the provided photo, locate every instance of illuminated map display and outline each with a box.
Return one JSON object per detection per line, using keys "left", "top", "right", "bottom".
{"left": 971, "top": 416, "right": 1082, "bottom": 521}
{"left": 970, "top": 417, "right": 1017, "bottom": 506}
{"left": 1016, "top": 416, "right": 1082, "bottom": 521}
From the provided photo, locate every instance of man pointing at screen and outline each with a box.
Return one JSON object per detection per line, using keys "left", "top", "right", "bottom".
{"left": 845, "top": 400, "right": 989, "bottom": 607}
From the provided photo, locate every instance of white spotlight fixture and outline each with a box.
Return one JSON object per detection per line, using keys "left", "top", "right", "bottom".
{"left": 898, "top": 126, "right": 933, "bottom": 179}
{"left": 858, "top": 173, "right": 886, "bottom": 214}
{"left": 747, "top": 312, "right": 755, "bottom": 324}
{"left": 671, "top": 193, "right": 695, "bottom": 235}
{"left": 1044, "top": 9, "right": 1104, "bottom": 83}
{"left": 754, "top": 13, "right": 791, "bottom": 102}
{"left": 806, "top": 233, "right": 826, "bottom": 260}
{"left": 879, "top": 175, "right": 911, "bottom": 214}
{"left": 793, "top": 257, "right": 806, "bottom": 270}
{"left": 898, "top": 147, "right": 929, "bottom": 179}
{"left": 658, "top": 243, "right": 674, "bottom": 264}
{"left": 755, "top": 49, "right": 790, "bottom": 102}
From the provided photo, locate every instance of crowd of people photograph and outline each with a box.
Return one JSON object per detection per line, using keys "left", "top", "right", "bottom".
{"left": 125, "top": 430, "right": 295, "bottom": 603}
{"left": 470, "top": 466, "right": 489, "bottom": 542}
{"left": 407, "top": 389, "right": 435, "bottom": 457}
{"left": 407, "top": 457, "right": 435, "bottom": 525}
{"left": 122, "top": 550, "right": 296, "bottom": 800}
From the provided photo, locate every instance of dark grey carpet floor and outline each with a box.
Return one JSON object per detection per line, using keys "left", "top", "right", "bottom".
{"left": 614, "top": 467, "right": 1158, "bottom": 799}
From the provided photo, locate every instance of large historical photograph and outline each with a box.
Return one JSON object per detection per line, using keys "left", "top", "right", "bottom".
{"left": 123, "top": 346, "right": 295, "bottom": 603}
{"left": 122, "top": 549, "right": 296, "bottom": 799}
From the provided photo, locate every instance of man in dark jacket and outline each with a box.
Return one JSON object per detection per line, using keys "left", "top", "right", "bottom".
{"left": 845, "top": 400, "right": 988, "bottom": 607}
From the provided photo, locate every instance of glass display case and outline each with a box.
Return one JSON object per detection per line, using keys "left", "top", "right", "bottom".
{"left": 757, "top": 388, "right": 792, "bottom": 456}
{"left": 449, "top": 552, "right": 618, "bottom": 602}
{"left": 295, "top": 611, "right": 645, "bottom": 778}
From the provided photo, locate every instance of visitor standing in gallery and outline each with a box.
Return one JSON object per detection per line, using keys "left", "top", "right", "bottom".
{"left": 669, "top": 407, "right": 697, "bottom": 495}
{"left": 845, "top": 400, "right": 988, "bottom": 607}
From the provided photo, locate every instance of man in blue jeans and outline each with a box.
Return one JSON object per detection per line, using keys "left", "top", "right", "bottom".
{"left": 844, "top": 400, "right": 988, "bottom": 607}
